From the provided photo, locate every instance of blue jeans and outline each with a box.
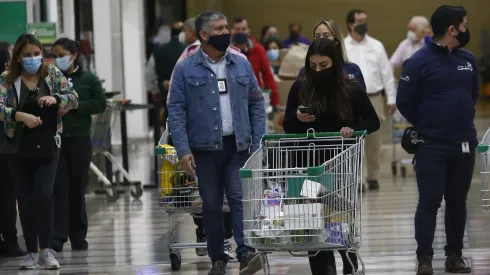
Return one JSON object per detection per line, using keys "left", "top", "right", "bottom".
{"left": 414, "top": 141, "right": 475, "bottom": 256}
{"left": 193, "top": 135, "right": 254, "bottom": 262}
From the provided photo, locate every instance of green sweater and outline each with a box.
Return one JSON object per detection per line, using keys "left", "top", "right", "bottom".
{"left": 62, "top": 69, "right": 106, "bottom": 137}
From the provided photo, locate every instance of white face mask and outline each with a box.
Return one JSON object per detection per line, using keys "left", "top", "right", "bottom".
{"left": 406, "top": 30, "right": 418, "bottom": 42}
{"left": 178, "top": 32, "right": 186, "bottom": 44}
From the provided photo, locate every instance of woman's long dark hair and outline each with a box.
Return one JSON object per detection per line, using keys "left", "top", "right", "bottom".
{"left": 0, "top": 41, "right": 10, "bottom": 73}
{"left": 52, "top": 38, "right": 83, "bottom": 72}
{"left": 6, "top": 34, "right": 48, "bottom": 85}
{"left": 300, "top": 38, "right": 353, "bottom": 122}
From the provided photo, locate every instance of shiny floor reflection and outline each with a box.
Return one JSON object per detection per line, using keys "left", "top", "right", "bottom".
{"left": 0, "top": 119, "right": 489, "bottom": 274}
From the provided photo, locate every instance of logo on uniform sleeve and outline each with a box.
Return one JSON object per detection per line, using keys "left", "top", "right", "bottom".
{"left": 348, "top": 74, "right": 355, "bottom": 79}
{"left": 457, "top": 62, "right": 473, "bottom": 71}
{"left": 400, "top": 76, "right": 410, "bottom": 82}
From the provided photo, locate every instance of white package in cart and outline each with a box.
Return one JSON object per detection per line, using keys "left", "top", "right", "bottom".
{"left": 283, "top": 203, "right": 324, "bottom": 229}
{"left": 300, "top": 179, "right": 326, "bottom": 198}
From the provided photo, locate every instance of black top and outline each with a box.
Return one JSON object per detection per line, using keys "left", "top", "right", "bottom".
{"left": 283, "top": 80, "right": 380, "bottom": 134}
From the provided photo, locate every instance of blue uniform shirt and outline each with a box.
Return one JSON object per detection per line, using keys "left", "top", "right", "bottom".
{"left": 397, "top": 40, "right": 480, "bottom": 143}
{"left": 297, "top": 62, "right": 366, "bottom": 90}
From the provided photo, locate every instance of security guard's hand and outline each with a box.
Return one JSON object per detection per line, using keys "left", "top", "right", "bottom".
{"left": 387, "top": 104, "right": 397, "bottom": 115}
{"left": 340, "top": 127, "right": 354, "bottom": 138}
{"left": 179, "top": 154, "right": 196, "bottom": 175}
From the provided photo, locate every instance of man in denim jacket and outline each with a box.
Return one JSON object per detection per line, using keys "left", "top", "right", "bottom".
{"left": 167, "top": 10, "right": 265, "bottom": 275}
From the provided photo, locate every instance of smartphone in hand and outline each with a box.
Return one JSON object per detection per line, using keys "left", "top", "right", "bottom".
{"left": 298, "top": 106, "right": 312, "bottom": 114}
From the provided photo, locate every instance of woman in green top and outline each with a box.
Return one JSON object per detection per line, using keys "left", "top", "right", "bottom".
{"left": 49, "top": 38, "right": 107, "bottom": 253}
{"left": 0, "top": 34, "right": 79, "bottom": 270}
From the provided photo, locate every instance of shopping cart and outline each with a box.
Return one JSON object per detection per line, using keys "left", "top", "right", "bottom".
{"left": 479, "top": 128, "right": 490, "bottom": 214}
{"left": 390, "top": 110, "right": 413, "bottom": 177}
{"left": 155, "top": 127, "right": 232, "bottom": 271}
{"left": 90, "top": 99, "right": 143, "bottom": 202}
{"left": 240, "top": 129, "right": 366, "bottom": 275}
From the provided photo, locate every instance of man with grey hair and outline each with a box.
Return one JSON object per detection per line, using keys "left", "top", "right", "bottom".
{"left": 168, "top": 10, "right": 265, "bottom": 275}
{"left": 180, "top": 17, "right": 200, "bottom": 45}
{"left": 391, "top": 16, "right": 431, "bottom": 69}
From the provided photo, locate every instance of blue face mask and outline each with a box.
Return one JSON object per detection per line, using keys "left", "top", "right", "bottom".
{"left": 267, "top": 49, "right": 280, "bottom": 62}
{"left": 22, "top": 56, "right": 43, "bottom": 74}
{"left": 55, "top": 55, "right": 73, "bottom": 72}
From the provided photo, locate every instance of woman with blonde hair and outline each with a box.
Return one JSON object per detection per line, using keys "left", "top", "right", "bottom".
{"left": 298, "top": 18, "right": 365, "bottom": 91}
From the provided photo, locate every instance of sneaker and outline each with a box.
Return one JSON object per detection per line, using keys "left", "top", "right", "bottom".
{"left": 19, "top": 253, "right": 38, "bottom": 270}
{"left": 445, "top": 255, "right": 471, "bottom": 273}
{"left": 224, "top": 244, "right": 235, "bottom": 260}
{"left": 50, "top": 239, "right": 64, "bottom": 252}
{"left": 239, "top": 252, "right": 263, "bottom": 275}
{"left": 416, "top": 255, "right": 433, "bottom": 275}
{"left": 367, "top": 180, "right": 379, "bottom": 190}
{"left": 71, "top": 240, "right": 88, "bottom": 250}
{"left": 209, "top": 260, "right": 227, "bottom": 275}
{"left": 195, "top": 228, "right": 208, "bottom": 256}
{"left": 38, "top": 249, "right": 60, "bottom": 270}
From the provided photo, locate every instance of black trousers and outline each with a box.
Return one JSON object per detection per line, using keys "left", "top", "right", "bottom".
{"left": 8, "top": 150, "right": 59, "bottom": 253}
{"left": 0, "top": 156, "right": 18, "bottom": 245}
{"left": 53, "top": 136, "right": 92, "bottom": 244}
{"left": 414, "top": 141, "right": 475, "bottom": 256}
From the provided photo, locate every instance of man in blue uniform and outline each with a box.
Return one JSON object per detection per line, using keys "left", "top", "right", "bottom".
{"left": 397, "top": 5, "right": 477, "bottom": 275}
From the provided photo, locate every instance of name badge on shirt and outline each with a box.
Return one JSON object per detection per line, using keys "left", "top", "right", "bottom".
{"left": 218, "top": 78, "right": 228, "bottom": 94}
{"left": 462, "top": 142, "right": 470, "bottom": 154}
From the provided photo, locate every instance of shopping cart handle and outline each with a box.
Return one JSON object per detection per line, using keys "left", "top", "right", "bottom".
{"left": 479, "top": 144, "right": 489, "bottom": 153}
{"left": 262, "top": 130, "right": 368, "bottom": 140}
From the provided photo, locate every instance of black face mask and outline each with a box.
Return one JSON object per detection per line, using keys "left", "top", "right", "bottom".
{"left": 207, "top": 33, "right": 231, "bottom": 52}
{"left": 354, "top": 23, "right": 368, "bottom": 36}
{"left": 312, "top": 69, "right": 335, "bottom": 88}
{"left": 455, "top": 27, "right": 470, "bottom": 48}
{"left": 290, "top": 31, "right": 300, "bottom": 42}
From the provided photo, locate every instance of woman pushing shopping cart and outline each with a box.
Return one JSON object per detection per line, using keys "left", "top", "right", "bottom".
{"left": 243, "top": 38, "right": 381, "bottom": 275}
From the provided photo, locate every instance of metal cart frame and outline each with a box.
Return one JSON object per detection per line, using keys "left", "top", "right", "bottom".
{"left": 240, "top": 130, "right": 367, "bottom": 275}
{"left": 90, "top": 99, "right": 143, "bottom": 201}
{"left": 479, "top": 128, "right": 490, "bottom": 214}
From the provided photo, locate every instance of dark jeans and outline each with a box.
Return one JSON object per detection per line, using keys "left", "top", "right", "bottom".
{"left": 8, "top": 150, "right": 59, "bottom": 253}
{"left": 193, "top": 136, "right": 254, "bottom": 262}
{"left": 0, "top": 157, "right": 18, "bottom": 245}
{"left": 414, "top": 141, "right": 475, "bottom": 256}
{"left": 53, "top": 136, "right": 92, "bottom": 244}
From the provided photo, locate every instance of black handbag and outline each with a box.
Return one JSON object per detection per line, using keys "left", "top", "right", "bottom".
{"left": 17, "top": 88, "right": 59, "bottom": 159}
{"left": 401, "top": 127, "right": 421, "bottom": 154}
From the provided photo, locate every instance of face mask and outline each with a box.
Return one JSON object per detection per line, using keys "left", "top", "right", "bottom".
{"left": 312, "top": 68, "right": 335, "bottom": 88}
{"left": 232, "top": 33, "right": 249, "bottom": 45}
{"left": 290, "top": 31, "right": 300, "bottom": 41}
{"left": 178, "top": 32, "right": 186, "bottom": 44}
{"left": 207, "top": 33, "right": 231, "bottom": 52}
{"left": 455, "top": 27, "right": 470, "bottom": 48}
{"left": 22, "top": 56, "right": 43, "bottom": 74}
{"left": 55, "top": 55, "right": 73, "bottom": 72}
{"left": 267, "top": 49, "right": 280, "bottom": 62}
{"left": 406, "top": 30, "right": 418, "bottom": 42}
{"left": 354, "top": 23, "right": 368, "bottom": 36}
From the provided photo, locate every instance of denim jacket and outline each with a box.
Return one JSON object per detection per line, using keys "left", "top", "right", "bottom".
{"left": 167, "top": 49, "right": 266, "bottom": 159}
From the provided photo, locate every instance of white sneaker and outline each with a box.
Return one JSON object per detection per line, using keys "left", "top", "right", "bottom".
{"left": 38, "top": 249, "right": 60, "bottom": 270}
{"left": 19, "top": 253, "right": 38, "bottom": 270}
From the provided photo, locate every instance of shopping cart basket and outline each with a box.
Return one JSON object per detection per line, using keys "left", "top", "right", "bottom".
{"left": 90, "top": 99, "right": 143, "bottom": 202}
{"left": 240, "top": 130, "right": 366, "bottom": 275}
{"left": 390, "top": 110, "right": 413, "bottom": 177}
{"left": 479, "top": 128, "right": 490, "bottom": 214}
{"left": 155, "top": 127, "right": 232, "bottom": 271}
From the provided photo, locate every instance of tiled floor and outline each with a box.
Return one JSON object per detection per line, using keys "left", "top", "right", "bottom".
{"left": 0, "top": 118, "right": 489, "bottom": 275}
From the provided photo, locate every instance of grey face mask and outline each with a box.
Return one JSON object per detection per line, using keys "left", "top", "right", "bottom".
{"left": 354, "top": 23, "right": 368, "bottom": 36}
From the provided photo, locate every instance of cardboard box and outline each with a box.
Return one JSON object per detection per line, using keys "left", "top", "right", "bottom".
{"left": 283, "top": 203, "right": 324, "bottom": 229}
